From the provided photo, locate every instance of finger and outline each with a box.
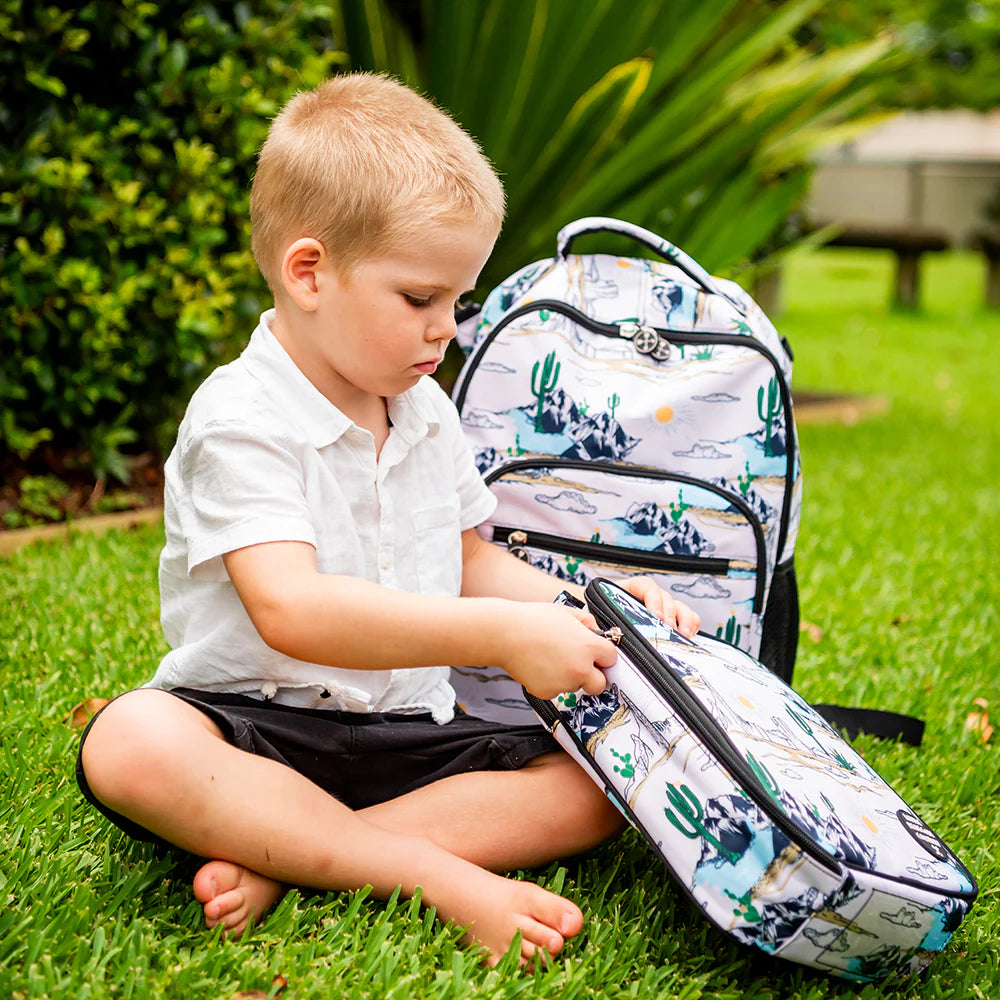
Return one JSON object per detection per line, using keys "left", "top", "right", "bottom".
{"left": 623, "top": 577, "right": 673, "bottom": 626}
{"left": 678, "top": 603, "right": 701, "bottom": 636}
{"left": 591, "top": 637, "right": 618, "bottom": 670}
{"left": 580, "top": 666, "right": 608, "bottom": 695}
{"left": 565, "top": 606, "right": 599, "bottom": 631}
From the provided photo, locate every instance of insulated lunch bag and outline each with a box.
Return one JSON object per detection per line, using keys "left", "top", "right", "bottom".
{"left": 528, "top": 580, "right": 976, "bottom": 982}
{"left": 451, "top": 217, "right": 800, "bottom": 723}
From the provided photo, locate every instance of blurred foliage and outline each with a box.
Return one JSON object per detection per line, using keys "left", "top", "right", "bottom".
{"left": 1, "top": 0, "right": 898, "bottom": 487}
{"left": 0, "top": 1, "right": 343, "bottom": 482}
{"left": 797, "top": 0, "right": 1000, "bottom": 111}
{"left": 340, "top": 0, "right": 895, "bottom": 290}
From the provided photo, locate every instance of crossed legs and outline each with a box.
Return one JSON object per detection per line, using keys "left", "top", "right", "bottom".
{"left": 80, "top": 689, "right": 624, "bottom": 964}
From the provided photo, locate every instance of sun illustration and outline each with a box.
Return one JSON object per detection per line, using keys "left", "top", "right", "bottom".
{"left": 656, "top": 405, "right": 674, "bottom": 423}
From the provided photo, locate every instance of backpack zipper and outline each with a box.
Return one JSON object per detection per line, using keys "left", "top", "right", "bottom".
{"left": 583, "top": 580, "right": 842, "bottom": 874}
{"left": 484, "top": 456, "right": 767, "bottom": 612}
{"left": 494, "top": 525, "right": 732, "bottom": 575}
{"left": 453, "top": 299, "right": 797, "bottom": 562}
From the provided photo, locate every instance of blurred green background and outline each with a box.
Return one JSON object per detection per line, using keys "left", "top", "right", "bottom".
{"left": 1, "top": 0, "right": 997, "bottom": 515}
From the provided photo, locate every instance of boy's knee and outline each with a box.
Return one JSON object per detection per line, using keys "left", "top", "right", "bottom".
{"left": 80, "top": 689, "right": 215, "bottom": 808}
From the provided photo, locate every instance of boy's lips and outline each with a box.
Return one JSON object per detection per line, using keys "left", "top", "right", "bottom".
{"left": 414, "top": 359, "right": 440, "bottom": 374}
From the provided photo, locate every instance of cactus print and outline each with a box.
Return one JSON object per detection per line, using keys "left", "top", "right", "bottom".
{"left": 452, "top": 217, "right": 802, "bottom": 691}
{"left": 536, "top": 581, "right": 976, "bottom": 982}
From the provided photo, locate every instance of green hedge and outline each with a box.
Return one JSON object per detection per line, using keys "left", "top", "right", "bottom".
{"left": 0, "top": 1, "right": 342, "bottom": 480}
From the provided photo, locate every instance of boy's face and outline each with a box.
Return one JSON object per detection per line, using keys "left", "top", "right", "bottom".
{"left": 303, "top": 221, "right": 495, "bottom": 407}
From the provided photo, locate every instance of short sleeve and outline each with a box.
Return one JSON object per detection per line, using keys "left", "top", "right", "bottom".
{"left": 176, "top": 422, "right": 317, "bottom": 576}
{"left": 438, "top": 395, "right": 497, "bottom": 531}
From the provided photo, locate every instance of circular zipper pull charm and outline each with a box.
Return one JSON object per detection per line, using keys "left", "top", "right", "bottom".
{"left": 633, "top": 325, "right": 659, "bottom": 354}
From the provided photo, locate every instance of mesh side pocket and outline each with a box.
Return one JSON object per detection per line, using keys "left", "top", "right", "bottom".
{"left": 759, "top": 558, "right": 799, "bottom": 684}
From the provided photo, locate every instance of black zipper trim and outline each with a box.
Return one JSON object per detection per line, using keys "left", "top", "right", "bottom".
{"left": 585, "top": 581, "right": 840, "bottom": 875}
{"left": 492, "top": 525, "right": 732, "bottom": 576}
{"left": 585, "top": 580, "right": 977, "bottom": 899}
{"left": 453, "top": 298, "right": 797, "bottom": 562}
{"left": 484, "top": 456, "right": 766, "bottom": 612}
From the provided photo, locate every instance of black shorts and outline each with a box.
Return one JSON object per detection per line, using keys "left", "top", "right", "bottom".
{"left": 75, "top": 687, "right": 560, "bottom": 846}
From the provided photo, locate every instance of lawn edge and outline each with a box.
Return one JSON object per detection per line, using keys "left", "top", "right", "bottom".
{"left": 0, "top": 505, "right": 164, "bottom": 558}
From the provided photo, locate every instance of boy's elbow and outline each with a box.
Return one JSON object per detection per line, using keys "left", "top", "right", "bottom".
{"left": 246, "top": 592, "right": 303, "bottom": 656}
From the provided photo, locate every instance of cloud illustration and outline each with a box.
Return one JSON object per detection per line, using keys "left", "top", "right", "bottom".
{"left": 879, "top": 906, "right": 922, "bottom": 929}
{"left": 692, "top": 392, "right": 738, "bottom": 402}
{"left": 462, "top": 410, "right": 504, "bottom": 429}
{"left": 672, "top": 443, "right": 731, "bottom": 460}
{"left": 480, "top": 361, "right": 516, "bottom": 374}
{"left": 671, "top": 576, "right": 732, "bottom": 600}
{"left": 803, "top": 928, "right": 848, "bottom": 952}
{"left": 536, "top": 490, "right": 598, "bottom": 515}
{"left": 906, "top": 859, "right": 948, "bottom": 881}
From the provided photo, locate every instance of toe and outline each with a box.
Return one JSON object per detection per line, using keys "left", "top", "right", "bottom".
{"left": 527, "top": 889, "right": 583, "bottom": 939}
{"left": 519, "top": 918, "right": 564, "bottom": 960}
{"left": 193, "top": 860, "right": 244, "bottom": 905}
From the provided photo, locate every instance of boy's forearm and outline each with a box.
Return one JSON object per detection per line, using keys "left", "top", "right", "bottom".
{"left": 259, "top": 574, "right": 512, "bottom": 670}
{"left": 223, "top": 540, "right": 513, "bottom": 670}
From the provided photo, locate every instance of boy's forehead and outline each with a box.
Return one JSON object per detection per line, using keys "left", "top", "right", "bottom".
{"left": 372, "top": 224, "right": 496, "bottom": 284}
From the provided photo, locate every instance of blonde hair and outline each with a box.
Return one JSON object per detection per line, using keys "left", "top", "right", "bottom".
{"left": 250, "top": 73, "right": 505, "bottom": 289}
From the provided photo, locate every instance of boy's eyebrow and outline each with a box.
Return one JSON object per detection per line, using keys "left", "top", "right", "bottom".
{"left": 403, "top": 282, "right": 477, "bottom": 297}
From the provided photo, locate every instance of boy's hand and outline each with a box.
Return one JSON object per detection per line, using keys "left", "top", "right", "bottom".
{"left": 619, "top": 576, "right": 701, "bottom": 637}
{"left": 500, "top": 603, "right": 617, "bottom": 700}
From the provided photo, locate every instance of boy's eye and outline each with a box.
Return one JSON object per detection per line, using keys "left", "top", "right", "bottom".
{"left": 403, "top": 294, "right": 430, "bottom": 307}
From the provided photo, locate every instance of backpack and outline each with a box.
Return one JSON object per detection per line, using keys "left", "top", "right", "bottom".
{"left": 450, "top": 217, "right": 800, "bottom": 723}
{"left": 526, "top": 580, "right": 976, "bottom": 982}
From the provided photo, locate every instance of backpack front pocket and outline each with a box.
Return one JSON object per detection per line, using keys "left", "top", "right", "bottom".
{"left": 483, "top": 458, "right": 766, "bottom": 652}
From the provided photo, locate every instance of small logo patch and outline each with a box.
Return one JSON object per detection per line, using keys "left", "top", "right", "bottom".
{"left": 897, "top": 809, "right": 951, "bottom": 863}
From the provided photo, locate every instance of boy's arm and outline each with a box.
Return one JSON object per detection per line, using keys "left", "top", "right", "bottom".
{"left": 459, "top": 528, "right": 701, "bottom": 635}
{"left": 223, "top": 540, "right": 616, "bottom": 699}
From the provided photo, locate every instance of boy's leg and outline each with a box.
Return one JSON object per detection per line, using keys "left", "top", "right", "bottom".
{"left": 80, "top": 689, "right": 604, "bottom": 963}
{"left": 360, "top": 751, "right": 626, "bottom": 872}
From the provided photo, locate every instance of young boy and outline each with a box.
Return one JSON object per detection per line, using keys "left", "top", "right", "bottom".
{"left": 77, "top": 73, "right": 700, "bottom": 966}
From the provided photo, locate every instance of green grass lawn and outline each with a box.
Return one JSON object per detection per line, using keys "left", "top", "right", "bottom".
{"left": 1, "top": 249, "right": 997, "bottom": 999}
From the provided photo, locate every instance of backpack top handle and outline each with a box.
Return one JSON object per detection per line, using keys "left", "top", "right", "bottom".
{"left": 556, "top": 216, "right": 723, "bottom": 300}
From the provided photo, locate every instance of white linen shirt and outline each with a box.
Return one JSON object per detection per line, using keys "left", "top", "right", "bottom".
{"left": 147, "top": 310, "right": 497, "bottom": 724}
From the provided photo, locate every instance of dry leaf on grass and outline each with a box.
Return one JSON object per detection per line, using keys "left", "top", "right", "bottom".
{"left": 965, "top": 698, "right": 994, "bottom": 744}
{"left": 64, "top": 697, "right": 112, "bottom": 730}
{"left": 229, "top": 975, "right": 288, "bottom": 1000}
{"left": 800, "top": 621, "right": 823, "bottom": 643}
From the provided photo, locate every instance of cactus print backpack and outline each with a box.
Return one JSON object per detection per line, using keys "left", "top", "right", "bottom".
{"left": 451, "top": 217, "right": 801, "bottom": 723}
{"left": 531, "top": 581, "right": 976, "bottom": 982}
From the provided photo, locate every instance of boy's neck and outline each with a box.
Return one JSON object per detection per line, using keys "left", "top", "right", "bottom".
{"left": 268, "top": 307, "right": 391, "bottom": 449}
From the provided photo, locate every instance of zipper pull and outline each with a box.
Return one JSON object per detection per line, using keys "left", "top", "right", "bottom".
{"left": 597, "top": 626, "right": 623, "bottom": 644}
{"left": 507, "top": 529, "right": 529, "bottom": 561}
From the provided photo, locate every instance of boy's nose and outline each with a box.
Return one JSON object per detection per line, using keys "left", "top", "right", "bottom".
{"left": 428, "top": 310, "right": 457, "bottom": 342}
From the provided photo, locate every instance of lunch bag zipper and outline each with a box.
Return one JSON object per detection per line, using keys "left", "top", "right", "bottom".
{"left": 583, "top": 581, "right": 842, "bottom": 874}
{"left": 455, "top": 299, "right": 797, "bottom": 561}
{"left": 484, "top": 456, "right": 767, "bottom": 613}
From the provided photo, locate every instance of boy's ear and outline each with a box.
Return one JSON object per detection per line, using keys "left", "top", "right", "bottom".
{"left": 279, "top": 237, "right": 330, "bottom": 310}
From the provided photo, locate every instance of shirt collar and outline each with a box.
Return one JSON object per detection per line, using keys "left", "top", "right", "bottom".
{"left": 387, "top": 380, "right": 442, "bottom": 446}
{"left": 239, "top": 310, "right": 441, "bottom": 449}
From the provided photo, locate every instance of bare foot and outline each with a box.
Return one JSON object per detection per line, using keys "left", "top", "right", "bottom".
{"left": 427, "top": 863, "right": 584, "bottom": 966}
{"left": 192, "top": 860, "right": 287, "bottom": 936}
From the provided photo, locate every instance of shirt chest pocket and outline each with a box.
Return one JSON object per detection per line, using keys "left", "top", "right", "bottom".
{"left": 411, "top": 499, "right": 463, "bottom": 597}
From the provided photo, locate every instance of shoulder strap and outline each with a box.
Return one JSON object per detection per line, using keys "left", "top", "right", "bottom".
{"left": 811, "top": 704, "right": 925, "bottom": 747}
